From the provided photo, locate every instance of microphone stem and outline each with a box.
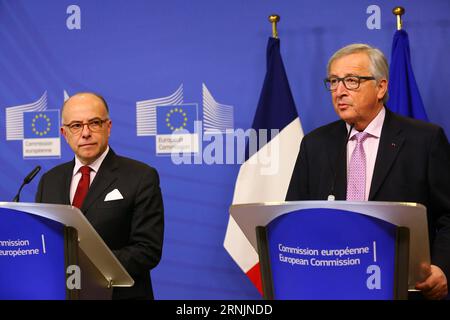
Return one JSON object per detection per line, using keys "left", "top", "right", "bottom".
{"left": 12, "top": 183, "right": 25, "bottom": 202}
{"left": 328, "top": 125, "right": 354, "bottom": 200}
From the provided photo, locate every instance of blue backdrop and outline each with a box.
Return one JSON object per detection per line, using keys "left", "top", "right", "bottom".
{"left": 0, "top": 0, "right": 449, "bottom": 299}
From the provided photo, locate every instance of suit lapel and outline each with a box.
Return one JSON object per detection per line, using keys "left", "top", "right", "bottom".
{"left": 81, "top": 149, "right": 118, "bottom": 211}
{"left": 62, "top": 161, "right": 74, "bottom": 205}
{"left": 328, "top": 122, "right": 348, "bottom": 200}
{"left": 369, "top": 110, "right": 405, "bottom": 200}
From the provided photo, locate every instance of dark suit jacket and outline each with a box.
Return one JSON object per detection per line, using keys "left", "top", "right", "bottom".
{"left": 35, "top": 148, "right": 164, "bottom": 299}
{"left": 286, "top": 109, "right": 450, "bottom": 279}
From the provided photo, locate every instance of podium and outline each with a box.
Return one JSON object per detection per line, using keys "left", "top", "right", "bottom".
{"left": 230, "top": 201, "right": 430, "bottom": 300}
{"left": 0, "top": 202, "right": 134, "bottom": 300}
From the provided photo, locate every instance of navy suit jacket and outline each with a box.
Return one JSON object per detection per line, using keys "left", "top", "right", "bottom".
{"left": 35, "top": 148, "right": 164, "bottom": 299}
{"left": 287, "top": 109, "right": 450, "bottom": 279}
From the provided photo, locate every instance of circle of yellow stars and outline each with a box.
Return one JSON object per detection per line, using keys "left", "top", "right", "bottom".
{"left": 166, "top": 107, "right": 188, "bottom": 131}
{"left": 31, "top": 113, "right": 51, "bottom": 136}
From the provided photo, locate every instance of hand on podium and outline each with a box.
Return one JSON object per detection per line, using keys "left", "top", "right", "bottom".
{"left": 415, "top": 264, "right": 448, "bottom": 300}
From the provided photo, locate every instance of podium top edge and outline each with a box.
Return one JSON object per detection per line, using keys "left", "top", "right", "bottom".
{"left": 230, "top": 200, "right": 425, "bottom": 210}
{"left": 0, "top": 201, "right": 75, "bottom": 209}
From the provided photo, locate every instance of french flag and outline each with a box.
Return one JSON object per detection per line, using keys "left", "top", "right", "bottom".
{"left": 224, "top": 37, "right": 304, "bottom": 294}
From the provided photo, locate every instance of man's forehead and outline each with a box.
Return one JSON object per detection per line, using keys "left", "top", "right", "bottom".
{"left": 329, "top": 54, "right": 370, "bottom": 75}
{"left": 63, "top": 95, "right": 106, "bottom": 114}
{"left": 332, "top": 53, "right": 369, "bottom": 67}
{"left": 66, "top": 93, "right": 103, "bottom": 106}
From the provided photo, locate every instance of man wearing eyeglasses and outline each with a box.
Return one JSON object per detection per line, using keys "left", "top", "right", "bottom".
{"left": 287, "top": 44, "right": 450, "bottom": 300}
{"left": 35, "top": 92, "right": 164, "bottom": 300}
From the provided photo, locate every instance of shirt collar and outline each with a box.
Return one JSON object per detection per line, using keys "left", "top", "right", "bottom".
{"left": 72, "top": 145, "right": 110, "bottom": 176}
{"left": 346, "top": 107, "right": 386, "bottom": 139}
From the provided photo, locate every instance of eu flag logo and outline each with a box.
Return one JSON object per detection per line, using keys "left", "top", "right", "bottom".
{"left": 24, "top": 111, "right": 60, "bottom": 138}
{"left": 156, "top": 104, "right": 197, "bottom": 135}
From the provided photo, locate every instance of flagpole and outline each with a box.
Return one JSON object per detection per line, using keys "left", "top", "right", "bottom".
{"left": 268, "top": 14, "right": 280, "bottom": 38}
{"left": 392, "top": 6, "right": 405, "bottom": 30}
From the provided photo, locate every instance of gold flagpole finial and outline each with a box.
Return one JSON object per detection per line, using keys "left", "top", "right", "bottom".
{"left": 392, "top": 7, "right": 405, "bottom": 31}
{"left": 268, "top": 15, "right": 280, "bottom": 38}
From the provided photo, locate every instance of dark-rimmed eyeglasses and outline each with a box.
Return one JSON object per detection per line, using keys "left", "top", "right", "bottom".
{"left": 63, "top": 118, "right": 109, "bottom": 134}
{"left": 324, "top": 75, "right": 376, "bottom": 91}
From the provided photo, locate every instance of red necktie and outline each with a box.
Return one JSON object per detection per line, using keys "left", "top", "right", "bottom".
{"left": 72, "top": 166, "right": 91, "bottom": 209}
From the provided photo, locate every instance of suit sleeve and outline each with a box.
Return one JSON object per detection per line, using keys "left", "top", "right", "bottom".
{"left": 428, "top": 127, "right": 450, "bottom": 278}
{"left": 35, "top": 173, "right": 44, "bottom": 203}
{"left": 112, "top": 167, "right": 164, "bottom": 278}
{"left": 286, "top": 137, "right": 310, "bottom": 201}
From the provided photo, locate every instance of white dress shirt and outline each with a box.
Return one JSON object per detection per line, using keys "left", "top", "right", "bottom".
{"left": 70, "top": 146, "right": 110, "bottom": 205}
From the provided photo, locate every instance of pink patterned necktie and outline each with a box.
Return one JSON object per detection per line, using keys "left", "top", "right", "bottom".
{"left": 346, "top": 132, "right": 370, "bottom": 201}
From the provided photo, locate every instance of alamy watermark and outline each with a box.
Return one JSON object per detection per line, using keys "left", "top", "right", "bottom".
{"left": 169, "top": 121, "right": 280, "bottom": 175}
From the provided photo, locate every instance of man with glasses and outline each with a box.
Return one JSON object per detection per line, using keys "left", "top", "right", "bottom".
{"left": 35, "top": 92, "right": 164, "bottom": 299}
{"left": 287, "top": 44, "right": 450, "bottom": 299}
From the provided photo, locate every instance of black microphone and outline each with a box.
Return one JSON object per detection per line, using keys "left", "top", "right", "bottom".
{"left": 12, "top": 165, "right": 41, "bottom": 202}
{"left": 327, "top": 125, "right": 353, "bottom": 201}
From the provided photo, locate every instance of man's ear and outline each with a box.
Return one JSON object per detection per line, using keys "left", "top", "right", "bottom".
{"left": 61, "top": 127, "right": 69, "bottom": 142}
{"left": 377, "top": 79, "right": 388, "bottom": 101}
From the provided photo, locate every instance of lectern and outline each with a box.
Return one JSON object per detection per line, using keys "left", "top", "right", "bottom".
{"left": 230, "top": 201, "right": 430, "bottom": 300}
{"left": 0, "top": 202, "right": 134, "bottom": 300}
